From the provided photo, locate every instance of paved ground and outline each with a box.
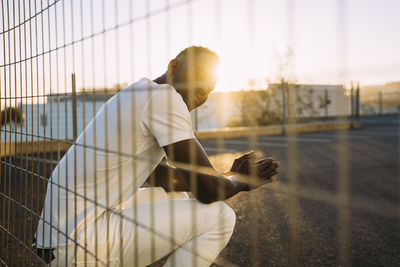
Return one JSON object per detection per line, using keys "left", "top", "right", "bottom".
{"left": 204, "top": 115, "right": 400, "bottom": 266}
{"left": 1, "top": 115, "right": 399, "bottom": 266}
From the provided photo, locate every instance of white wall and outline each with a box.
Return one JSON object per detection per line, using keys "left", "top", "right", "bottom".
{"left": 1, "top": 97, "right": 105, "bottom": 142}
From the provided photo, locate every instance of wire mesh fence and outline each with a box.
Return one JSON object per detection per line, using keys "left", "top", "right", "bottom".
{"left": 1, "top": 0, "right": 399, "bottom": 267}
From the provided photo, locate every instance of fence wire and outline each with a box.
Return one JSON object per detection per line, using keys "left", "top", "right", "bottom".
{"left": 0, "top": 0, "right": 399, "bottom": 267}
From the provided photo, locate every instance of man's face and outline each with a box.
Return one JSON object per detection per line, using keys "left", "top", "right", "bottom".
{"left": 171, "top": 54, "right": 219, "bottom": 111}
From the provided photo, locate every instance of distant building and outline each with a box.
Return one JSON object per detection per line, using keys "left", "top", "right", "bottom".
{"left": 1, "top": 90, "right": 118, "bottom": 142}
{"left": 196, "top": 83, "right": 351, "bottom": 129}
{"left": 362, "top": 82, "right": 400, "bottom": 93}
{"left": 268, "top": 83, "right": 351, "bottom": 117}
{"left": 359, "top": 82, "right": 400, "bottom": 114}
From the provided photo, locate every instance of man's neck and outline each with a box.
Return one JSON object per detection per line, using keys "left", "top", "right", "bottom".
{"left": 152, "top": 73, "right": 193, "bottom": 111}
{"left": 153, "top": 73, "right": 167, "bottom": 84}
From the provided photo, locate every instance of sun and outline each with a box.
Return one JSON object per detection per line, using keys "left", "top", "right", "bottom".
{"left": 214, "top": 54, "right": 249, "bottom": 92}
{"left": 214, "top": 51, "right": 273, "bottom": 92}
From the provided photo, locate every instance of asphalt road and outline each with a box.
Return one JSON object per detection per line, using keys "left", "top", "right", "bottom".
{"left": 1, "top": 115, "right": 399, "bottom": 266}
{"left": 202, "top": 115, "right": 400, "bottom": 266}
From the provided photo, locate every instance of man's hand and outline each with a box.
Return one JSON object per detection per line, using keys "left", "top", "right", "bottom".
{"left": 229, "top": 151, "right": 280, "bottom": 190}
{"left": 228, "top": 151, "right": 257, "bottom": 174}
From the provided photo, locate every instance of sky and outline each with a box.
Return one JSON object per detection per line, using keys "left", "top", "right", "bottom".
{"left": 0, "top": 0, "right": 399, "bottom": 106}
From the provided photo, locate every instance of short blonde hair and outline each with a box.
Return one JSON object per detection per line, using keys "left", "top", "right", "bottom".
{"left": 175, "top": 46, "right": 219, "bottom": 63}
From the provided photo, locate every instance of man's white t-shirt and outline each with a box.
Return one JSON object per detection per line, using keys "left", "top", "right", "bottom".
{"left": 36, "top": 78, "right": 195, "bottom": 248}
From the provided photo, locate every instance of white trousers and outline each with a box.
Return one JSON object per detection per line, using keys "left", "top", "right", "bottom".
{"left": 52, "top": 187, "right": 236, "bottom": 267}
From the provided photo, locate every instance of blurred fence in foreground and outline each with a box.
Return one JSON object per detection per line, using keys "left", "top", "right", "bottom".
{"left": 0, "top": 0, "right": 399, "bottom": 267}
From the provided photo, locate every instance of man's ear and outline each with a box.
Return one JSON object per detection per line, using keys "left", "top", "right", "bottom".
{"left": 166, "top": 59, "right": 180, "bottom": 84}
{"left": 167, "top": 59, "right": 180, "bottom": 75}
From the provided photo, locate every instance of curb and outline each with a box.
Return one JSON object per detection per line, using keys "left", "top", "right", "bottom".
{"left": 0, "top": 140, "right": 71, "bottom": 158}
{"left": 196, "top": 121, "right": 362, "bottom": 140}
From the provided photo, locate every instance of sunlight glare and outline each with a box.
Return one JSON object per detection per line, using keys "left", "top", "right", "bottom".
{"left": 215, "top": 50, "right": 274, "bottom": 92}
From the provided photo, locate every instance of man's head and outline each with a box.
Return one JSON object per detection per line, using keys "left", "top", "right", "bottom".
{"left": 166, "top": 46, "right": 220, "bottom": 111}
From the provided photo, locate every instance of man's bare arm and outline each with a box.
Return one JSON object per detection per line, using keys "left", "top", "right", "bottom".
{"left": 163, "top": 138, "right": 250, "bottom": 204}
{"left": 146, "top": 159, "right": 190, "bottom": 192}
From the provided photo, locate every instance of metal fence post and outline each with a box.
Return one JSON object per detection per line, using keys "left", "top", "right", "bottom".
{"left": 379, "top": 91, "right": 383, "bottom": 115}
{"left": 324, "top": 89, "right": 329, "bottom": 118}
{"left": 350, "top": 81, "right": 354, "bottom": 118}
{"left": 281, "top": 81, "right": 286, "bottom": 134}
{"left": 72, "top": 73, "right": 77, "bottom": 141}
{"left": 356, "top": 82, "right": 360, "bottom": 120}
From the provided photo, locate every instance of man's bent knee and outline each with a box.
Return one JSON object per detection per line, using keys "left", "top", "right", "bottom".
{"left": 208, "top": 201, "right": 236, "bottom": 235}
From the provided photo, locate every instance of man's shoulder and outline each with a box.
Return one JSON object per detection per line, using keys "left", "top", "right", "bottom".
{"left": 116, "top": 78, "right": 186, "bottom": 114}
{"left": 120, "top": 78, "right": 176, "bottom": 97}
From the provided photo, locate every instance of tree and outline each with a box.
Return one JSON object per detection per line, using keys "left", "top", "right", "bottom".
{"left": 226, "top": 86, "right": 283, "bottom": 127}
{"left": 226, "top": 47, "right": 324, "bottom": 127}
{"left": 0, "top": 107, "right": 23, "bottom": 126}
